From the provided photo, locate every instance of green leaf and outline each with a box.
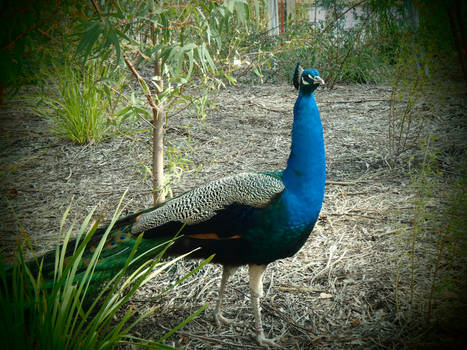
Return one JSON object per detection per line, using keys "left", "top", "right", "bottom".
{"left": 223, "top": 71, "right": 237, "bottom": 84}
{"left": 75, "top": 21, "right": 104, "bottom": 61}
{"left": 185, "top": 49, "right": 194, "bottom": 78}
{"left": 202, "top": 44, "right": 216, "bottom": 72}
{"left": 181, "top": 43, "right": 197, "bottom": 52}
{"left": 140, "top": 78, "right": 150, "bottom": 96}
{"left": 107, "top": 27, "right": 123, "bottom": 64}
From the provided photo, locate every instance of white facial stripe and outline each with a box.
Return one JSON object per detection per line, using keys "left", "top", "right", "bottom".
{"left": 314, "top": 76, "right": 325, "bottom": 85}
{"left": 302, "top": 74, "right": 324, "bottom": 86}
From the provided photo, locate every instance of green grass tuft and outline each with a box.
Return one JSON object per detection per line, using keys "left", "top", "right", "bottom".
{"left": 30, "top": 60, "right": 127, "bottom": 144}
{"left": 0, "top": 196, "right": 211, "bottom": 349}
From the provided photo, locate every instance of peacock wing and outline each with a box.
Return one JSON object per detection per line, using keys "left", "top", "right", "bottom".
{"left": 130, "top": 172, "right": 284, "bottom": 239}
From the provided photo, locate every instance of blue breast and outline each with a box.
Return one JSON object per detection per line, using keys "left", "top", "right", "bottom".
{"left": 244, "top": 81, "right": 326, "bottom": 264}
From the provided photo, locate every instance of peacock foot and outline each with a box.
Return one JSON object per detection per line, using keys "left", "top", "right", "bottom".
{"left": 215, "top": 312, "right": 234, "bottom": 326}
{"left": 256, "top": 329, "right": 282, "bottom": 349}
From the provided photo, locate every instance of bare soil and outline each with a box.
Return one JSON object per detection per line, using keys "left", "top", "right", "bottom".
{"left": 0, "top": 81, "right": 465, "bottom": 349}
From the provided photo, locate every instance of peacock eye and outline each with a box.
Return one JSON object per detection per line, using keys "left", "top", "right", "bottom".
{"left": 120, "top": 235, "right": 126, "bottom": 240}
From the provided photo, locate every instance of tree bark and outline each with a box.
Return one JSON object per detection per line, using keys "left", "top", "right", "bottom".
{"left": 151, "top": 1, "right": 165, "bottom": 205}
{"left": 152, "top": 59, "right": 165, "bottom": 205}
{"left": 152, "top": 106, "right": 165, "bottom": 205}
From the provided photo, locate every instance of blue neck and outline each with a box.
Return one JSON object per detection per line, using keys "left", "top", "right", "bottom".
{"left": 283, "top": 91, "right": 326, "bottom": 207}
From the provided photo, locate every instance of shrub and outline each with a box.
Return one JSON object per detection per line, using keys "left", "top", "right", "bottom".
{"left": 31, "top": 60, "right": 127, "bottom": 144}
{"left": 0, "top": 198, "right": 210, "bottom": 349}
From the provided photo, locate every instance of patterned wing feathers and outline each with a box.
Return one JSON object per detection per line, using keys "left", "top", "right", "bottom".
{"left": 131, "top": 172, "right": 284, "bottom": 234}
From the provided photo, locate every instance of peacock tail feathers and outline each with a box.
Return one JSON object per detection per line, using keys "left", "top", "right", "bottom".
{"left": 33, "top": 211, "right": 176, "bottom": 290}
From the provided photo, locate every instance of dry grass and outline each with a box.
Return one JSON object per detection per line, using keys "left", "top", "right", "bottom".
{"left": 0, "top": 81, "right": 465, "bottom": 349}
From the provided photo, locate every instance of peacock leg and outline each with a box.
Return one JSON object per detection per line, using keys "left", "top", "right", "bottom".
{"left": 249, "top": 264, "right": 280, "bottom": 348}
{"left": 215, "top": 265, "right": 237, "bottom": 326}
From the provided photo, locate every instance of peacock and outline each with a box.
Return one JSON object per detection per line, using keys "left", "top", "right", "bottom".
{"left": 33, "top": 63, "right": 326, "bottom": 347}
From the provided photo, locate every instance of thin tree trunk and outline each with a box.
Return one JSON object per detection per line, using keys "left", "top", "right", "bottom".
{"left": 151, "top": 3, "right": 165, "bottom": 205}
{"left": 152, "top": 103, "right": 165, "bottom": 205}
{"left": 123, "top": 54, "right": 164, "bottom": 205}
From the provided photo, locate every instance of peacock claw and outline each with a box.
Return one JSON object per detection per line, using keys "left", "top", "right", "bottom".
{"left": 257, "top": 331, "right": 282, "bottom": 349}
{"left": 215, "top": 312, "right": 234, "bottom": 326}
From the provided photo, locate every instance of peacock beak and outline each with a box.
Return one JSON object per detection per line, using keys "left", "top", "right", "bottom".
{"left": 314, "top": 76, "right": 325, "bottom": 85}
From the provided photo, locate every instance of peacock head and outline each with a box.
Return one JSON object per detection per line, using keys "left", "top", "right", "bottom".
{"left": 293, "top": 63, "right": 325, "bottom": 94}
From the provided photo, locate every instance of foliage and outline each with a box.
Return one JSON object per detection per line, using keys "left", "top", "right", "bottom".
{"left": 252, "top": 1, "right": 403, "bottom": 85}
{"left": 394, "top": 143, "right": 467, "bottom": 343}
{"left": 387, "top": 40, "right": 432, "bottom": 158}
{"left": 386, "top": 0, "right": 464, "bottom": 157}
{"left": 0, "top": 196, "right": 212, "bottom": 349}
{"left": 0, "top": 0, "right": 82, "bottom": 100}
{"left": 385, "top": 2, "right": 466, "bottom": 343}
{"left": 425, "top": 157, "right": 467, "bottom": 324}
{"left": 72, "top": 0, "right": 261, "bottom": 203}
{"left": 250, "top": 0, "right": 464, "bottom": 88}
{"left": 74, "top": 0, "right": 261, "bottom": 116}
{"left": 30, "top": 59, "right": 129, "bottom": 144}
